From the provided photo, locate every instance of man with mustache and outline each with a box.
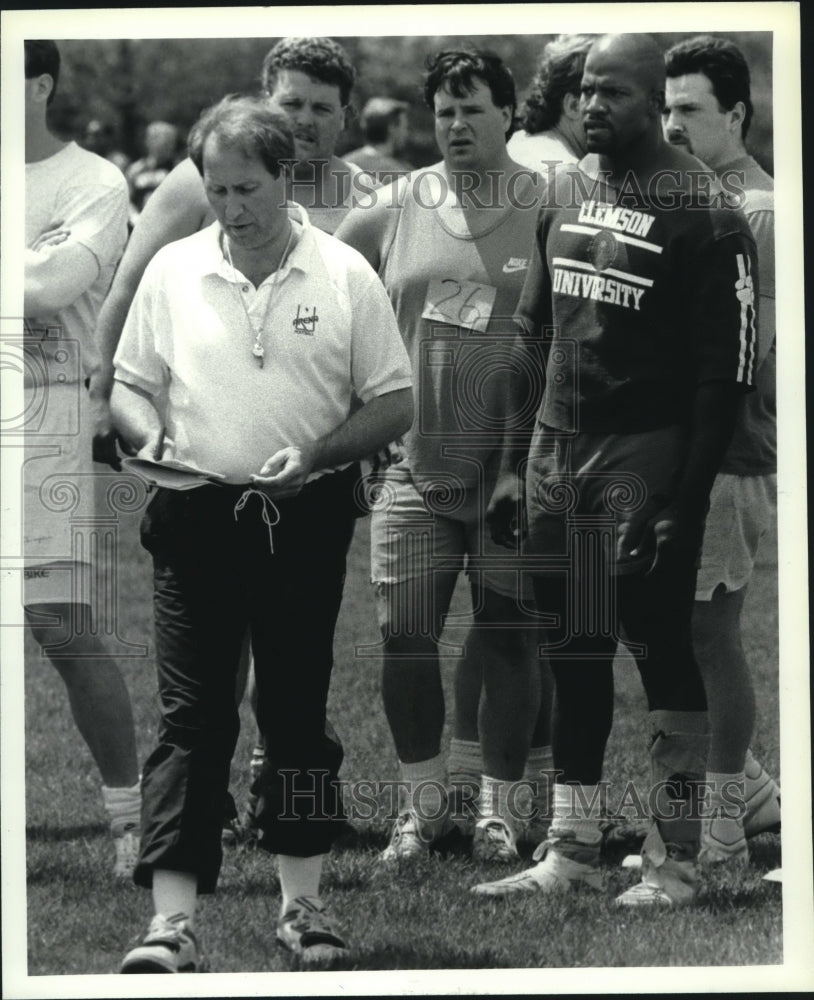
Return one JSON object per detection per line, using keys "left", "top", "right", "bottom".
{"left": 91, "top": 37, "right": 362, "bottom": 460}
{"left": 473, "top": 33, "right": 758, "bottom": 905}
{"left": 88, "top": 36, "right": 363, "bottom": 842}
{"left": 663, "top": 34, "right": 780, "bottom": 864}
{"left": 114, "top": 96, "right": 412, "bottom": 970}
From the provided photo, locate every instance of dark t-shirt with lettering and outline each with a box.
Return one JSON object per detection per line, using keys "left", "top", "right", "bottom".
{"left": 516, "top": 163, "right": 759, "bottom": 433}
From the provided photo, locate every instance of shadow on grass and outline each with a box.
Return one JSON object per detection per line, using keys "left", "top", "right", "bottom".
{"left": 27, "top": 822, "right": 106, "bottom": 841}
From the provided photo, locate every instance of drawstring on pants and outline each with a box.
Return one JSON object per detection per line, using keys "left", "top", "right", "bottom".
{"left": 233, "top": 489, "right": 281, "bottom": 553}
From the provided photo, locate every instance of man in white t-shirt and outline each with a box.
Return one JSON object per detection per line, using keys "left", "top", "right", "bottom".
{"left": 507, "top": 34, "right": 593, "bottom": 171}
{"left": 22, "top": 40, "right": 140, "bottom": 879}
{"left": 113, "top": 96, "right": 412, "bottom": 972}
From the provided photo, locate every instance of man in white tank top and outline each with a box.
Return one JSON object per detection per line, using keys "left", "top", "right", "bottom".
{"left": 337, "top": 48, "right": 551, "bottom": 865}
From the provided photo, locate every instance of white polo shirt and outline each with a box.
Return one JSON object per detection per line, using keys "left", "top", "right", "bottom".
{"left": 114, "top": 205, "right": 411, "bottom": 483}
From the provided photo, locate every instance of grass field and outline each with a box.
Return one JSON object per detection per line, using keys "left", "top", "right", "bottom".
{"left": 23, "top": 497, "right": 782, "bottom": 977}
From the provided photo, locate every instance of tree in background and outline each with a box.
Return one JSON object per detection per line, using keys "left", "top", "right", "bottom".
{"left": 50, "top": 34, "right": 773, "bottom": 175}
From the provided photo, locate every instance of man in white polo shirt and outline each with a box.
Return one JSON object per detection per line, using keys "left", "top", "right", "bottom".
{"left": 112, "top": 95, "right": 412, "bottom": 972}
{"left": 90, "top": 37, "right": 365, "bottom": 844}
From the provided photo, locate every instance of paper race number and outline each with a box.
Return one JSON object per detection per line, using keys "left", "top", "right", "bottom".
{"left": 422, "top": 277, "right": 497, "bottom": 333}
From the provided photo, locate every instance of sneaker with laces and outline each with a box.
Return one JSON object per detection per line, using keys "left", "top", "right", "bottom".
{"left": 699, "top": 816, "right": 749, "bottom": 866}
{"left": 743, "top": 769, "right": 781, "bottom": 838}
{"left": 121, "top": 913, "right": 207, "bottom": 973}
{"left": 380, "top": 811, "right": 435, "bottom": 861}
{"left": 615, "top": 827, "right": 698, "bottom": 906}
{"left": 276, "top": 896, "right": 347, "bottom": 966}
{"left": 471, "top": 833, "right": 602, "bottom": 896}
{"left": 113, "top": 827, "right": 140, "bottom": 879}
{"left": 472, "top": 817, "right": 519, "bottom": 863}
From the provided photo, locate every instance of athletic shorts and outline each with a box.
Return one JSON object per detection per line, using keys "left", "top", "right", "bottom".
{"left": 23, "top": 380, "right": 95, "bottom": 607}
{"left": 370, "top": 464, "right": 533, "bottom": 602}
{"left": 695, "top": 472, "right": 776, "bottom": 600}
{"left": 525, "top": 424, "right": 696, "bottom": 576}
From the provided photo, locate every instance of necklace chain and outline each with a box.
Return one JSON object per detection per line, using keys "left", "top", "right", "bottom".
{"left": 222, "top": 222, "right": 295, "bottom": 369}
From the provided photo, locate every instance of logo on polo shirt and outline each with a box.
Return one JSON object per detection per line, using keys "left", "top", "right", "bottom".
{"left": 293, "top": 304, "right": 319, "bottom": 335}
{"left": 502, "top": 257, "right": 528, "bottom": 273}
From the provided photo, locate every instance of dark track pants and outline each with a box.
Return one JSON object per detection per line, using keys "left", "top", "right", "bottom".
{"left": 133, "top": 469, "right": 356, "bottom": 893}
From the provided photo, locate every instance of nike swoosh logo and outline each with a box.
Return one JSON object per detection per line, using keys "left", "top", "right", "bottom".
{"left": 502, "top": 263, "right": 528, "bottom": 273}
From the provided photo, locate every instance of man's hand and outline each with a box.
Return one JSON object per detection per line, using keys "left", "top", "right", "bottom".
{"left": 87, "top": 372, "right": 134, "bottom": 470}
{"left": 619, "top": 500, "right": 704, "bottom": 575}
{"left": 486, "top": 472, "right": 525, "bottom": 549}
{"left": 136, "top": 429, "right": 166, "bottom": 462}
{"left": 370, "top": 437, "right": 407, "bottom": 475}
{"left": 251, "top": 444, "right": 318, "bottom": 498}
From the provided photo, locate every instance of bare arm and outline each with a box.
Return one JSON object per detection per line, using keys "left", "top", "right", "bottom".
{"left": 334, "top": 183, "right": 396, "bottom": 272}
{"left": 110, "top": 380, "right": 164, "bottom": 459}
{"left": 252, "top": 387, "right": 414, "bottom": 497}
{"left": 89, "top": 159, "right": 209, "bottom": 466}
{"left": 25, "top": 242, "right": 99, "bottom": 316}
{"left": 92, "top": 159, "right": 210, "bottom": 400}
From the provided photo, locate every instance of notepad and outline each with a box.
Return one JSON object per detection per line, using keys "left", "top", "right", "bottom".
{"left": 122, "top": 456, "right": 227, "bottom": 491}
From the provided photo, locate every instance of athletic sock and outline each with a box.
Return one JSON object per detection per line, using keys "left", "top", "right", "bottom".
{"left": 703, "top": 769, "right": 747, "bottom": 848}
{"left": 648, "top": 710, "right": 709, "bottom": 856}
{"left": 479, "top": 774, "right": 515, "bottom": 833}
{"left": 102, "top": 780, "right": 141, "bottom": 837}
{"left": 551, "top": 782, "right": 604, "bottom": 837}
{"left": 549, "top": 783, "right": 603, "bottom": 853}
{"left": 448, "top": 737, "right": 482, "bottom": 789}
{"left": 448, "top": 737, "right": 482, "bottom": 825}
{"left": 152, "top": 869, "right": 197, "bottom": 929}
{"left": 399, "top": 755, "right": 448, "bottom": 834}
{"left": 278, "top": 853, "right": 325, "bottom": 913}
{"left": 523, "top": 744, "right": 555, "bottom": 826}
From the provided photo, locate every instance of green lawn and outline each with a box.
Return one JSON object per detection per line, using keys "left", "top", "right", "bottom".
{"left": 23, "top": 499, "right": 783, "bottom": 977}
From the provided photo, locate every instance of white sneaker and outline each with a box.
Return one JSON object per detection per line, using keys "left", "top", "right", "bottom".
{"left": 121, "top": 913, "right": 207, "bottom": 973}
{"left": 471, "top": 836, "right": 602, "bottom": 896}
{"left": 699, "top": 815, "right": 749, "bottom": 866}
{"left": 113, "top": 827, "right": 140, "bottom": 879}
{"left": 380, "top": 811, "right": 435, "bottom": 861}
{"left": 615, "top": 827, "right": 698, "bottom": 906}
{"left": 472, "top": 817, "right": 519, "bottom": 863}
{"left": 276, "top": 896, "right": 347, "bottom": 966}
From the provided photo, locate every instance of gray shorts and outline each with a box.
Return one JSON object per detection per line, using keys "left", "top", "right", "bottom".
{"left": 23, "top": 381, "right": 95, "bottom": 607}
{"left": 370, "top": 465, "right": 533, "bottom": 602}
{"left": 695, "top": 472, "right": 776, "bottom": 599}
